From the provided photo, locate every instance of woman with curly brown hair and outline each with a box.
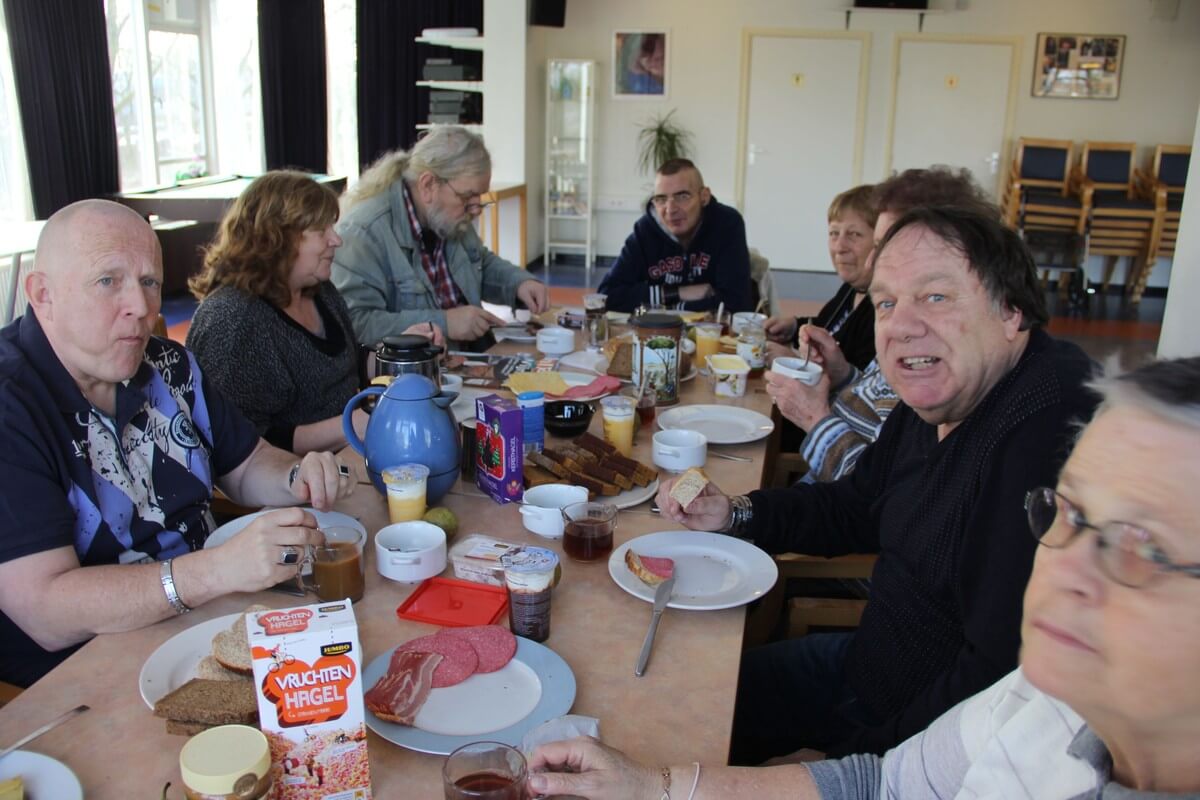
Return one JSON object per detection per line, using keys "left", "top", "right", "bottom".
{"left": 187, "top": 171, "right": 442, "bottom": 454}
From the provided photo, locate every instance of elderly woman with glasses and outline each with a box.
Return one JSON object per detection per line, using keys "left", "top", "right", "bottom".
{"left": 331, "top": 125, "right": 549, "bottom": 348}
{"left": 528, "top": 356, "right": 1200, "bottom": 799}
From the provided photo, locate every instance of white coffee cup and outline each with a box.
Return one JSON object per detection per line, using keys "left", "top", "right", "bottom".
{"left": 771, "top": 357, "right": 824, "bottom": 387}
{"left": 536, "top": 326, "right": 575, "bottom": 356}
{"left": 519, "top": 483, "right": 589, "bottom": 538}
{"left": 375, "top": 521, "right": 447, "bottom": 582}
{"left": 440, "top": 373, "right": 464, "bottom": 395}
{"left": 652, "top": 429, "right": 708, "bottom": 472}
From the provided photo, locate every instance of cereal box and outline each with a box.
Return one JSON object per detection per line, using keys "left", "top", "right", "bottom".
{"left": 474, "top": 393, "right": 524, "bottom": 504}
{"left": 247, "top": 602, "right": 372, "bottom": 800}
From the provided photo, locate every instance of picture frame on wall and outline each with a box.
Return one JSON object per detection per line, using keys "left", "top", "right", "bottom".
{"left": 1032, "top": 33, "right": 1125, "bottom": 99}
{"left": 613, "top": 30, "right": 668, "bottom": 98}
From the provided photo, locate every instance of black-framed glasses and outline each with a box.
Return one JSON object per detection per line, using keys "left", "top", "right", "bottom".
{"left": 441, "top": 179, "right": 494, "bottom": 213}
{"left": 651, "top": 190, "right": 694, "bottom": 208}
{"left": 1025, "top": 486, "right": 1200, "bottom": 588}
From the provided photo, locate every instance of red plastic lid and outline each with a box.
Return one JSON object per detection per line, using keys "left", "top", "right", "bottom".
{"left": 395, "top": 577, "right": 509, "bottom": 627}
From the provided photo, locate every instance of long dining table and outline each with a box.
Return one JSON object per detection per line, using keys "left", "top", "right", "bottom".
{"left": 0, "top": 323, "right": 779, "bottom": 796}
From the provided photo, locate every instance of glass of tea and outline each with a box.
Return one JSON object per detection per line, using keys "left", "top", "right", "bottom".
{"left": 561, "top": 501, "right": 618, "bottom": 562}
{"left": 442, "top": 741, "right": 527, "bottom": 800}
{"left": 312, "top": 526, "right": 366, "bottom": 603}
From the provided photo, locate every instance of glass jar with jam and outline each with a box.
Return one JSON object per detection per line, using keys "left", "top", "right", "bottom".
{"left": 737, "top": 321, "right": 767, "bottom": 376}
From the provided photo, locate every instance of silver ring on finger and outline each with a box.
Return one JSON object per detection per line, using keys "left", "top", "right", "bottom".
{"left": 278, "top": 546, "right": 301, "bottom": 566}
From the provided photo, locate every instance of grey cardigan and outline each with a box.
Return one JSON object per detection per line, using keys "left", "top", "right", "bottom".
{"left": 331, "top": 176, "right": 530, "bottom": 347}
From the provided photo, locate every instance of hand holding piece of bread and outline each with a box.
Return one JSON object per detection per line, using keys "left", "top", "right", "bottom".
{"left": 668, "top": 467, "right": 710, "bottom": 510}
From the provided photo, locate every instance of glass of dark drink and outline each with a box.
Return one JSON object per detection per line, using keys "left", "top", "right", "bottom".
{"left": 311, "top": 526, "right": 366, "bottom": 603}
{"left": 561, "top": 501, "right": 618, "bottom": 562}
{"left": 443, "top": 741, "right": 527, "bottom": 800}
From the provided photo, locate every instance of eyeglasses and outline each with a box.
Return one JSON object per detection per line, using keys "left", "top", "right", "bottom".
{"left": 1025, "top": 486, "right": 1200, "bottom": 588}
{"left": 441, "top": 179, "right": 494, "bottom": 213}
{"left": 651, "top": 190, "right": 694, "bottom": 208}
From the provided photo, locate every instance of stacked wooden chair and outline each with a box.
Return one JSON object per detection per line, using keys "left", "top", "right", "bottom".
{"left": 1000, "top": 138, "right": 1087, "bottom": 310}
{"left": 1073, "top": 141, "right": 1163, "bottom": 304}
{"left": 1134, "top": 144, "right": 1190, "bottom": 300}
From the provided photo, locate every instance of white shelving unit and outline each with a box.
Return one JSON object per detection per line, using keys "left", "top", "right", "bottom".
{"left": 544, "top": 59, "right": 596, "bottom": 267}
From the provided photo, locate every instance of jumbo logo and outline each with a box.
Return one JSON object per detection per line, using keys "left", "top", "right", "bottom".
{"left": 257, "top": 609, "right": 314, "bottom": 635}
{"left": 257, "top": 652, "right": 358, "bottom": 727}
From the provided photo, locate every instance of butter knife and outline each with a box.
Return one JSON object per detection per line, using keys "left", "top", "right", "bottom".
{"left": 635, "top": 576, "right": 675, "bottom": 677}
{"left": 0, "top": 704, "right": 89, "bottom": 762}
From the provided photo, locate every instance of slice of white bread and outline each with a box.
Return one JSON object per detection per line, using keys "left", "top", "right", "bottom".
{"left": 211, "top": 604, "right": 270, "bottom": 675}
{"left": 624, "top": 551, "right": 675, "bottom": 587}
{"left": 668, "top": 467, "right": 710, "bottom": 510}
{"left": 153, "top": 678, "right": 258, "bottom": 726}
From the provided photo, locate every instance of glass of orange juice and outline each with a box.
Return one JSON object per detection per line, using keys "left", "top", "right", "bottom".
{"left": 381, "top": 464, "right": 429, "bottom": 523}
{"left": 693, "top": 322, "right": 722, "bottom": 373}
{"left": 600, "top": 396, "right": 635, "bottom": 457}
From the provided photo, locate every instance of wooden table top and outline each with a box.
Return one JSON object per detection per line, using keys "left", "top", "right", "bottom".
{"left": 0, "top": 326, "right": 777, "bottom": 796}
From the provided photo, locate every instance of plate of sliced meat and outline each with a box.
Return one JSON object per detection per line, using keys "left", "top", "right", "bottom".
{"left": 362, "top": 626, "right": 576, "bottom": 755}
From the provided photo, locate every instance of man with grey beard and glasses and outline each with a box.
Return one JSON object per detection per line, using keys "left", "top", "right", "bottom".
{"left": 332, "top": 126, "right": 548, "bottom": 348}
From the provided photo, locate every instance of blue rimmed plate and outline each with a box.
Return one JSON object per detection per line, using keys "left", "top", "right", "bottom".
{"left": 363, "top": 637, "right": 575, "bottom": 755}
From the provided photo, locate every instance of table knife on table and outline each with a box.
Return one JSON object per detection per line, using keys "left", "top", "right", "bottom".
{"left": 635, "top": 575, "right": 675, "bottom": 677}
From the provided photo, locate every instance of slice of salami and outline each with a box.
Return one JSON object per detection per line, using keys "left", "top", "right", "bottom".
{"left": 396, "top": 632, "right": 479, "bottom": 688}
{"left": 443, "top": 625, "right": 517, "bottom": 673}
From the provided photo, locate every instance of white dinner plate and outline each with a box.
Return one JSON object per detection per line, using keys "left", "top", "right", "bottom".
{"left": 610, "top": 478, "right": 659, "bottom": 510}
{"left": 556, "top": 371, "right": 621, "bottom": 401}
{"left": 0, "top": 751, "right": 83, "bottom": 799}
{"left": 139, "top": 612, "right": 248, "bottom": 707}
{"left": 656, "top": 405, "right": 774, "bottom": 445}
{"left": 203, "top": 508, "right": 367, "bottom": 576}
{"left": 609, "top": 531, "right": 778, "bottom": 610}
{"left": 450, "top": 386, "right": 491, "bottom": 424}
{"left": 363, "top": 637, "right": 576, "bottom": 755}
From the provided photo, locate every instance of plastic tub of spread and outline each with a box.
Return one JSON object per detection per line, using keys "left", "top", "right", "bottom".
{"left": 448, "top": 534, "right": 526, "bottom": 587}
{"left": 179, "top": 724, "right": 272, "bottom": 800}
{"left": 706, "top": 354, "right": 751, "bottom": 398}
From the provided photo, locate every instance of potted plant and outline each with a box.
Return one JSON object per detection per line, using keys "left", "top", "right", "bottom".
{"left": 636, "top": 109, "right": 694, "bottom": 175}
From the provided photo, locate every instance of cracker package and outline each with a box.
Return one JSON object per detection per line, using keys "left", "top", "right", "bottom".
{"left": 247, "top": 602, "right": 372, "bottom": 799}
{"left": 475, "top": 394, "right": 524, "bottom": 504}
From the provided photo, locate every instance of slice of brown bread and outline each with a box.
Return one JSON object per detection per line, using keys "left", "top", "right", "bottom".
{"left": 195, "top": 655, "right": 251, "bottom": 683}
{"left": 154, "top": 678, "right": 259, "bottom": 726}
{"left": 212, "top": 604, "right": 270, "bottom": 675}
{"left": 166, "top": 719, "right": 214, "bottom": 736}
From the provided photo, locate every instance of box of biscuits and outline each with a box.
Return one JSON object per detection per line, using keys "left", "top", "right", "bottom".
{"left": 247, "top": 601, "right": 372, "bottom": 799}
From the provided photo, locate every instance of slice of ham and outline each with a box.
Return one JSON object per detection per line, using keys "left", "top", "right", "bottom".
{"left": 365, "top": 650, "right": 443, "bottom": 726}
{"left": 552, "top": 375, "right": 622, "bottom": 400}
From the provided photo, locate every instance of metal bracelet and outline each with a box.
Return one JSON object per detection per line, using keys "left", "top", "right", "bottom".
{"left": 726, "top": 494, "right": 754, "bottom": 537}
{"left": 159, "top": 558, "right": 191, "bottom": 615}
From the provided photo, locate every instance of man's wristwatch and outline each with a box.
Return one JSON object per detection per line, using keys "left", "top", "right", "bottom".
{"left": 724, "top": 494, "right": 754, "bottom": 537}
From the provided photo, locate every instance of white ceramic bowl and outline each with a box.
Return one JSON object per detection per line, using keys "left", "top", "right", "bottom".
{"left": 536, "top": 326, "right": 575, "bottom": 356}
{"left": 440, "top": 373, "right": 464, "bottom": 395}
{"left": 706, "top": 354, "right": 751, "bottom": 398}
{"left": 519, "top": 483, "right": 589, "bottom": 538}
{"left": 375, "top": 521, "right": 447, "bottom": 583}
{"left": 772, "top": 357, "right": 824, "bottom": 386}
{"left": 652, "top": 429, "right": 708, "bottom": 472}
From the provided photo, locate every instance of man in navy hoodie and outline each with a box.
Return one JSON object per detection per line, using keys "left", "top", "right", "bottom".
{"left": 598, "top": 159, "right": 753, "bottom": 313}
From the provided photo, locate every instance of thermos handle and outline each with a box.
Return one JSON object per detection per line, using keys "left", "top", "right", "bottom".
{"left": 343, "top": 386, "right": 385, "bottom": 456}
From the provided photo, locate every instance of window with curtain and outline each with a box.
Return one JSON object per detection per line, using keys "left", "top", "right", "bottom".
{"left": 211, "top": 0, "right": 264, "bottom": 176}
{"left": 0, "top": 2, "right": 32, "bottom": 222}
{"left": 325, "top": 0, "right": 357, "bottom": 181}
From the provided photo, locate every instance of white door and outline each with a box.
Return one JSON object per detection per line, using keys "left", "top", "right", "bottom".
{"left": 742, "top": 34, "right": 866, "bottom": 272}
{"left": 890, "top": 39, "right": 1015, "bottom": 198}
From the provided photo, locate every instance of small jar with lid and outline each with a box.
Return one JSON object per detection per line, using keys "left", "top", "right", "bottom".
{"left": 179, "top": 725, "right": 273, "bottom": 800}
{"left": 631, "top": 313, "right": 683, "bottom": 406}
{"left": 736, "top": 321, "right": 767, "bottom": 376}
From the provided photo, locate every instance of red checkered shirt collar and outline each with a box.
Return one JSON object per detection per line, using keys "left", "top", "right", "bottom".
{"left": 401, "top": 180, "right": 465, "bottom": 310}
